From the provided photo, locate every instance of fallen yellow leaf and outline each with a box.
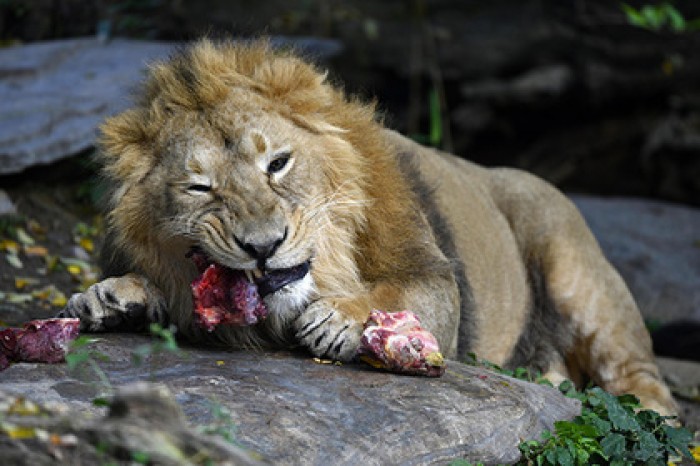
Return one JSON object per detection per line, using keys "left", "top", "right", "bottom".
{"left": 2, "top": 424, "right": 36, "bottom": 439}
{"left": 66, "top": 264, "right": 82, "bottom": 276}
{"left": 24, "top": 245, "right": 48, "bottom": 257}
{"left": 8, "top": 397, "right": 41, "bottom": 416}
{"left": 78, "top": 237, "right": 94, "bottom": 253}
{"left": 51, "top": 292, "right": 67, "bottom": 308}
{"left": 0, "top": 239, "right": 19, "bottom": 253}
{"left": 691, "top": 445, "right": 700, "bottom": 462}
{"left": 14, "top": 277, "right": 38, "bottom": 290}
{"left": 27, "top": 219, "right": 46, "bottom": 236}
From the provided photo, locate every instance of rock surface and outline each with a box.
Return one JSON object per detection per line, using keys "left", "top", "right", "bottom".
{"left": 0, "top": 334, "right": 580, "bottom": 465}
{"left": 0, "top": 37, "right": 341, "bottom": 176}
{"left": 0, "top": 38, "right": 174, "bottom": 175}
{"left": 572, "top": 195, "right": 700, "bottom": 324}
{"left": 0, "top": 382, "right": 265, "bottom": 466}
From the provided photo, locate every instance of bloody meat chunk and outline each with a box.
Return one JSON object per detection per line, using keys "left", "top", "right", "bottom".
{"left": 357, "top": 309, "right": 446, "bottom": 377}
{"left": 191, "top": 262, "right": 267, "bottom": 332}
{"left": 0, "top": 318, "right": 80, "bottom": 370}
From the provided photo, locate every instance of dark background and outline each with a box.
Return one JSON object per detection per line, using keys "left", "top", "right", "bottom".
{"left": 1, "top": 0, "right": 699, "bottom": 205}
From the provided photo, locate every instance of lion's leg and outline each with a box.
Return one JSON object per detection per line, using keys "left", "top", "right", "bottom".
{"left": 489, "top": 169, "right": 677, "bottom": 416}
{"left": 294, "top": 275, "right": 460, "bottom": 361}
{"left": 542, "top": 232, "right": 678, "bottom": 417}
{"left": 58, "top": 273, "right": 168, "bottom": 332}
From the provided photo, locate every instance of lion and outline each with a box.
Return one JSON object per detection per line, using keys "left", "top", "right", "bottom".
{"left": 59, "top": 39, "right": 677, "bottom": 416}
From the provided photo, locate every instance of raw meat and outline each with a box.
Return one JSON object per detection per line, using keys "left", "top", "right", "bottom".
{"left": 0, "top": 318, "right": 80, "bottom": 370}
{"left": 191, "top": 261, "right": 267, "bottom": 331}
{"left": 358, "top": 309, "right": 446, "bottom": 377}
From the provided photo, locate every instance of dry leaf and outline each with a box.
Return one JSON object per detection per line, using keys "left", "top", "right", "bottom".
{"left": 1, "top": 423, "right": 36, "bottom": 439}
{"left": 78, "top": 237, "right": 94, "bottom": 253}
{"left": 27, "top": 219, "right": 47, "bottom": 236}
{"left": 0, "top": 239, "right": 20, "bottom": 254}
{"left": 15, "top": 228, "right": 35, "bottom": 246}
{"left": 14, "top": 277, "right": 39, "bottom": 290}
{"left": 5, "top": 252, "right": 22, "bottom": 269}
{"left": 5, "top": 293, "right": 33, "bottom": 304}
{"left": 8, "top": 397, "right": 42, "bottom": 416}
{"left": 50, "top": 292, "right": 67, "bottom": 308}
{"left": 24, "top": 245, "right": 48, "bottom": 257}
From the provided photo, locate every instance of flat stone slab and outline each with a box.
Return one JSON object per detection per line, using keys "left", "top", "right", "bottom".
{"left": 572, "top": 195, "right": 700, "bottom": 324}
{"left": 0, "top": 38, "right": 175, "bottom": 175}
{"left": 0, "top": 37, "right": 342, "bottom": 176}
{"left": 1, "top": 334, "right": 579, "bottom": 465}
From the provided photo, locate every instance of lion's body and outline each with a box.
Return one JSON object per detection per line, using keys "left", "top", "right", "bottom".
{"left": 61, "top": 39, "right": 677, "bottom": 417}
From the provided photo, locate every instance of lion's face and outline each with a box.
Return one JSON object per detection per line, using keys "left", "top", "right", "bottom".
{"left": 149, "top": 101, "right": 348, "bottom": 315}
{"left": 101, "top": 41, "right": 374, "bottom": 323}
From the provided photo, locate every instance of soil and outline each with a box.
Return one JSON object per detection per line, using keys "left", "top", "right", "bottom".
{"left": 0, "top": 154, "right": 101, "bottom": 327}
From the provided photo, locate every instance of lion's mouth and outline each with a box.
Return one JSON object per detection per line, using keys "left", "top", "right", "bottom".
{"left": 187, "top": 247, "right": 310, "bottom": 298}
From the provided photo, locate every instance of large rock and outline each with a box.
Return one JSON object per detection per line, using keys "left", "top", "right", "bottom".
{"left": 0, "top": 37, "right": 341, "bottom": 176}
{"left": 0, "top": 38, "right": 174, "bottom": 175}
{"left": 0, "top": 334, "right": 579, "bottom": 465}
{"left": 572, "top": 195, "right": 700, "bottom": 324}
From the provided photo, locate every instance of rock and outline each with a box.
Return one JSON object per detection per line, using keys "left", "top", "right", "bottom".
{"left": 0, "top": 37, "right": 342, "bottom": 176}
{"left": 0, "top": 38, "right": 175, "bottom": 175}
{"left": 0, "top": 333, "right": 580, "bottom": 465}
{"left": 0, "top": 382, "right": 265, "bottom": 466}
{"left": 571, "top": 195, "right": 700, "bottom": 324}
{"left": 0, "top": 189, "right": 16, "bottom": 215}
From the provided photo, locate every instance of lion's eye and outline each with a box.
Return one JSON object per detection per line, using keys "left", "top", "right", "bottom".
{"left": 267, "top": 153, "right": 291, "bottom": 175}
{"left": 187, "top": 184, "right": 212, "bottom": 193}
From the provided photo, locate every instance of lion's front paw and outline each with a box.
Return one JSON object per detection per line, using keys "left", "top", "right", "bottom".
{"left": 294, "top": 300, "right": 364, "bottom": 361}
{"left": 58, "top": 275, "right": 167, "bottom": 332}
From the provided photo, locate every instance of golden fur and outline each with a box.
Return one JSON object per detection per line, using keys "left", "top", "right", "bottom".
{"left": 62, "top": 39, "right": 677, "bottom": 417}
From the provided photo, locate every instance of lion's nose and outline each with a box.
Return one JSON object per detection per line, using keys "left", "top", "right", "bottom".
{"left": 234, "top": 228, "right": 287, "bottom": 263}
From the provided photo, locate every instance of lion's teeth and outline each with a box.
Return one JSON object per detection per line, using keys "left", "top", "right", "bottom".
{"left": 244, "top": 270, "right": 254, "bottom": 282}
{"left": 253, "top": 268, "right": 264, "bottom": 279}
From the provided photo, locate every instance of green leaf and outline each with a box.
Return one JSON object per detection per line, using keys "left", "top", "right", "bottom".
{"left": 632, "top": 430, "right": 662, "bottom": 461}
{"left": 641, "top": 5, "right": 664, "bottom": 30}
{"left": 661, "top": 424, "right": 693, "bottom": 458}
{"left": 92, "top": 397, "right": 110, "bottom": 407}
{"left": 131, "top": 451, "right": 150, "bottom": 464}
{"left": 65, "top": 351, "right": 91, "bottom": 370}
{"left": 621, "top": 4, "right": 648, "bottom": 28}
{"left": 663, "top": 3, "right": 686, "bottom": 32}
{"left": 600, "top": 432, "right": 625, "bottom": 458}
{"left": 428, "top": 87, "right": 442, "bottom": 147}
{"left": 555, "top": 446, "right": 573, "bottom": 466}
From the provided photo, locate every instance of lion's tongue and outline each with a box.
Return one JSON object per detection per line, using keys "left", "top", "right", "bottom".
{"left": 191, "top": 263, "right": 267, "bottom": 331}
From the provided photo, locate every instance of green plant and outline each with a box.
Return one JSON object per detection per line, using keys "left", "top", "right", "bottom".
{"left": 465, "top": 352, "right": 552, "bottom": 386}
{"left": 131, "top": 323, "right": 185, "bottom": 379}
{"left": 622, "top": 2, "right": 700, "bottom": 33}
{"left": 517, "top": 381, "right": 692, "bottom": 465}
{"left": 66, "top": 336, "right": 113, "bottom": 401}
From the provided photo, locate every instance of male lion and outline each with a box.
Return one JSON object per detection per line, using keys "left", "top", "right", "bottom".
{"left": 60, "top": 39, "right": 677, "bottom": 416}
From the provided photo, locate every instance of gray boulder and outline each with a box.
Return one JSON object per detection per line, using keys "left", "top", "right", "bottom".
{"left": 572, "top": 195, "right": 700, "bottom": 324}
{"left": 0, "top": 38, "right": 175, "bottom": 175}
{"left": 0, "top": 334, "right": 579, "bottom": 465}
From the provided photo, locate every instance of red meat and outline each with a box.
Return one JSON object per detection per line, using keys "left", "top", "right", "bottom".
{"left": 191, "top": 262, "right": 267, "bottom": 332}
{"left": 0, "top": 318, "right": 80, "bottom": 370}
{"left": 358, "top": 309, "right": 446, "bottom": 377}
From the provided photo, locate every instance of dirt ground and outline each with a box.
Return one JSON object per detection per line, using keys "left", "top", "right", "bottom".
{"left": 0, "top": 155, "right": 102, "bottom": 327}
